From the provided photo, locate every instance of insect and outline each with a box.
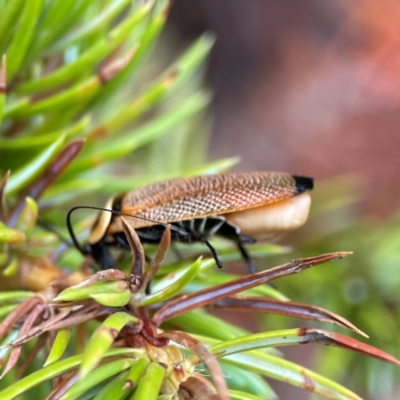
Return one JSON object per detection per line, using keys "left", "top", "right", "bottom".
{"left": 67, "top": 172, "right": 313, "bottom": 272}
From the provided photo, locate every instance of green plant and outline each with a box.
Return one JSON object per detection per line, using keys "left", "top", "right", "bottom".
{"left": 275, "top": 178, "right": 400, "bottom": 399}
{"left": 0, "top": 1, "right": 399, "bottom": 399}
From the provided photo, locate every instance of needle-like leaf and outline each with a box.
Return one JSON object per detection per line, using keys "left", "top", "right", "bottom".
{"left": 130, "top": 362, "right": 166, "bottom": 400}
{"left": 210, "top": 296, "right": 367, "bottom": 337}
{"left": 80, "top": 311, "right": 139, "bottom": 378}
{"left": 44, "top": 329, "right": 72, "bottom": 366}
{"left": 153, "top": 252, "right": 352, "bottom": 325}
{"left": 1, "top": 304, "right": 45, "bottom": 378}
{"left": 5, "top": 135, "right": 66, "bottom": 196}
{"left": 142, "top": 226, "right": 171, "bottom": 289}
{"left": 139, "top": 257, "right": 203, "bottom": 307}
{"left": 62, "top": 358, "right": 138, "bottom": 400}
{"left": 0, "top": 348, "right": 145, "bottom": 399}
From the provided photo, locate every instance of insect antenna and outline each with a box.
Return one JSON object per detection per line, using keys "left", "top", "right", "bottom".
{"left": 66, "top": 205, "right": 194, "bottom": 255}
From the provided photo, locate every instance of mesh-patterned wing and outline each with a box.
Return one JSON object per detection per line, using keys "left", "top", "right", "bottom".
{"left": 118, "top": 172, "right": 313, "bottom": 229}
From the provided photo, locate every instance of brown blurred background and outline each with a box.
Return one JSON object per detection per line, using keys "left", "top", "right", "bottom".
{"left": 166, "top": 1, "right": 400, "bottom": 399}
{"left": 168, "top": 0, "right": 400, "bottom": 218}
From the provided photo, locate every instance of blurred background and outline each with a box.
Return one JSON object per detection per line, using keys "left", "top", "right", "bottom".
{"left": 166, "top": 1, "right": 400, "bottom": 399}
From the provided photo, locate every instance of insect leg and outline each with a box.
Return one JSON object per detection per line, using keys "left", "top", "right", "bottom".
{"left": 90, "top": 241, "right": 115, "bottom": 270}
{"left": 114, "top": 234, "right": 131, "bottom": 249}
{"left": 204, "top": 218, "right": 256, "bottom": 273}
{"left": 201, "top": 238, "right": 223, "bottom": 269}
{"left": 236, "top": 239, "right": 256, "bottom": 274}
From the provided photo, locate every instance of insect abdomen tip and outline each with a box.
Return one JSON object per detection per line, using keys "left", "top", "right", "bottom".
{"left": 293, "top": 175, "right": 314, "bottom": 192}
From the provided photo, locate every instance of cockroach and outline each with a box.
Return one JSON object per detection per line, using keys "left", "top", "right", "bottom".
{"left": 67, "top": 172, "right": 313, "bottom": 272}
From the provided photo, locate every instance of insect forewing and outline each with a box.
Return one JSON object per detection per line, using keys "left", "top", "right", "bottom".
{"left": 109, "top": 172, "right": 313, "bottom": 231}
